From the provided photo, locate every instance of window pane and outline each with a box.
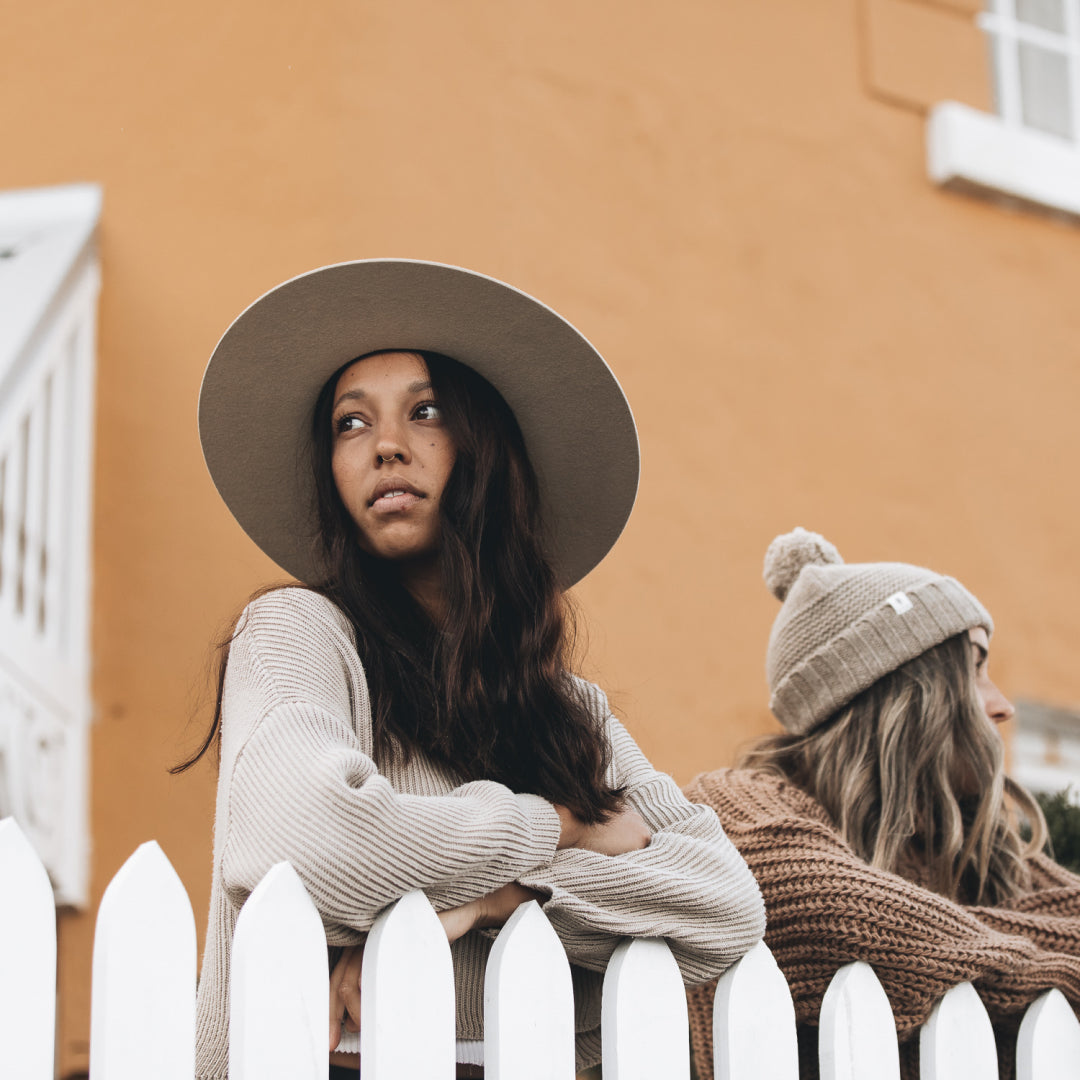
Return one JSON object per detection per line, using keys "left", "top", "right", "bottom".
{"left": 987, "top": 33, "right": 1006, "bottom": 117}
{"left": 1015, "top": 0, "right": 1067, "bottom": 33}
{"left": 1018, "top": 41, "right": 1074, "bottom": 137}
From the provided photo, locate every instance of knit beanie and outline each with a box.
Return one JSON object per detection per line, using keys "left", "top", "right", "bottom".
{"left": 764, "top": 528, "right": 994, "bottom": 735}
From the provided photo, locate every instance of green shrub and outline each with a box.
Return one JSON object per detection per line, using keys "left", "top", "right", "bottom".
{"left": 1034, "top": 788, "right": 1080, "bottom": 874}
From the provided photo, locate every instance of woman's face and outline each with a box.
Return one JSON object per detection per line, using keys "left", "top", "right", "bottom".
{"left": 968, "top": 627, "right": 1014, "bottom": 725}
{"left": 330, "top": 351, "right": 456, "bottom": 567}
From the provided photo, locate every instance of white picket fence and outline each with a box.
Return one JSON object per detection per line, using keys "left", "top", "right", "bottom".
{"left": 2, "top": 816, "right": 1079, "bottom": 1080}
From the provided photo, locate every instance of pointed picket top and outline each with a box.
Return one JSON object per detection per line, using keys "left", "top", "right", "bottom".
{"left": 0, "top": 817, "right": 56, "bottom": 1080}
{"left": 230, "top": 861, "right": 327, "bottom": 1080}
{"left": 486, "top": 900, "right": 575, "bottom": 1080}
{"left": 601, "top": 937, "right": 689, "bottom": 1080}
{"left": 89, "top": 840, "right": 196, "bottom": 1080}
{"left": 819, "top": 961, "right": 900, "bottom": 1080}
{"left": 360, "top": 889, "right": 455, "bottom": 1080}
{"left": 1017, "top": 987, "right": 1080, "bottom": 1080}
{"left": 920, "top": 981, "right": 997, "bottom": 1080}
{"left": 712, "top": 940, "right": 798, "bottom": 1080}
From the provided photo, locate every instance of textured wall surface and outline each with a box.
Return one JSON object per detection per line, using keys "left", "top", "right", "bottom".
{"left": 4, "top": 0, "right": 1079, "bottom": 1073}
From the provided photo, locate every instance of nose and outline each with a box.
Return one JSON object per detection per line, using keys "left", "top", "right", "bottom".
{"left": 373, "top": 420, "right": 409, "bottom": 465}
{"left": 982, "top": 681, "right": 1015, "bottom": 725}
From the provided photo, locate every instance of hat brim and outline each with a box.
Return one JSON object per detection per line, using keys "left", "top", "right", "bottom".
{"left": 198, "top": 259, "right": 639, "bottom": 588}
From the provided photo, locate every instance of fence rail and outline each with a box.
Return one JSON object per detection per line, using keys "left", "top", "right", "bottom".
{"left": 2, "top": 816, "right": 1078, "bottom": 1079}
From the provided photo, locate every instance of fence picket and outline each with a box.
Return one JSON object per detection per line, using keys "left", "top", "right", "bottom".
{"left": 88, "top": 841, "right": 196, "bottom": 1080}
{"left": 1016, "top": 987, "right": 1080, "bottom": 1080}
{"left": 229, "top": 861, "right": 327, "bottom": 1080}
{"left": 601, "top": 936, "right": 689, "bottom": 1080}
{"left": 0, "top": 818, "right": 56, "bottom": 1080}
{"left": 711, "top": 940, "right": 798, "bottom": 1080}
{"left": 819, "top": 961, "right": 900, "bottom": 1080}
{"left": 360, "top": 889, "right": 455, "bottom": 1080}
{"left": 485, "top": 900, "right": 575, "bottom": 1080}
{"left": 920, "top": 981, "right": 997, "bottom": 1080}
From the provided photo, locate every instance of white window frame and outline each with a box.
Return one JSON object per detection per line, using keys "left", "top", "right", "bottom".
{"left": 0, "top": 183, "right": 101, "bottom": 906}
{"left": 927, "top": 1, "right": 1080, "bottom": 219}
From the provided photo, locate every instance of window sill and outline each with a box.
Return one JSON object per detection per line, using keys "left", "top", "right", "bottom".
{"left": 926, "top": 101, "right": 1080, "bottom": 221}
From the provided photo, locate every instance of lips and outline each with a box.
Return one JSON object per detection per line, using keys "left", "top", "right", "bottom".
{"left": 368, "top": 477, "right": 425, "bottom": 510}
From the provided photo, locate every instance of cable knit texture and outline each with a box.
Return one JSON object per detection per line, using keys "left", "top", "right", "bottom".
{"left": 683, "top": 768, "right": 1080, "bottom": 1080}
{"left": 194, "top": 589, "right": 765, "bottom": 1078}
{"left": 764, "top": 529, "right": 995, "bottom": 734}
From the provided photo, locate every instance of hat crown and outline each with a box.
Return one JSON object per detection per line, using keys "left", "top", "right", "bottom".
{"left": 762, "top": 529, "right": 993, "bottom": 734}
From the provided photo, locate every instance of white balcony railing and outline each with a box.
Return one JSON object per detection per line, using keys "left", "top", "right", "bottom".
{"left": 0, "top": 183, "right": 101, "bottom": 906}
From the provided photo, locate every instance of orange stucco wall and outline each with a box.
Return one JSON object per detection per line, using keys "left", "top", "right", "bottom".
{"left": 4, "top": 0, "right": 1080, "bottom": 1074}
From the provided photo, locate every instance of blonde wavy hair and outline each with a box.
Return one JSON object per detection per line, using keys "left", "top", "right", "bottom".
{"left": 742, "top": 632, "right": 1047, "bottom": 904}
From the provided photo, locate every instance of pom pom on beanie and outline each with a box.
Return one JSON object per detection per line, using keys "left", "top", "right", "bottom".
{"left": 763, "top": 527, "right": 843, "bottom": 601}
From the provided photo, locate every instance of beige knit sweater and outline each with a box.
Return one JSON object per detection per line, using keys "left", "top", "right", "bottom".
{"left": 193, "top": 589, "right": 765, "bottom": 1079}
{"left": 684, "top": 768, "right": 1080, "bottom": 1080}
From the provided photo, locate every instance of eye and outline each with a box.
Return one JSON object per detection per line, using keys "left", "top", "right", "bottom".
{"left": 413, "top": 401, "right": 442, "bottom": 421}
{"left": 334, "top": 413, "right": 368, "bottom": 434}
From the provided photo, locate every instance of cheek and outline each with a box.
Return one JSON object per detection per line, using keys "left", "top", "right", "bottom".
{"left": 431, "top": 440, "right": 457, "bottom": 491}
{"left": 330, "top": 449, "right": 360, "bottom": 503}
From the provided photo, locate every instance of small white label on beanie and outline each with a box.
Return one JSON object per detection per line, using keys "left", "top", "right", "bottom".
{"left": 886, "top": 591, "right": 913, "bottom": 615}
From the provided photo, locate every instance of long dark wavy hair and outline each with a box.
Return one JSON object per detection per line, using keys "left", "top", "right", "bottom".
{"left": 742, "top": 633, "right": 1047, "bottom": 905}
{"left": 175, "top": 351, "right": 622, "bottom": 825}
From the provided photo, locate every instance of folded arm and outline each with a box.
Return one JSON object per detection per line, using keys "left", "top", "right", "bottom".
{"left": 517, "top": 704, "right": 766, "bottom": 984}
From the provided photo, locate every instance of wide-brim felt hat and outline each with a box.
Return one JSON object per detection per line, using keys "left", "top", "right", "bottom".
{"left": 199, "top": 259, "right": 639, "bottom": 588}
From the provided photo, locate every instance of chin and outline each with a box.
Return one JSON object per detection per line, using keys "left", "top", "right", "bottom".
{"left": 358, "top": 534, "right": 439, "bottom": 566}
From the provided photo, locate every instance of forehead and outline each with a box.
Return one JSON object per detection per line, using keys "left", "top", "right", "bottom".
{"left": 334, "top": 350, "right": 430, "bottom": 395}
{"left": 968, "top": 626, "right": 990, "bottom": 650}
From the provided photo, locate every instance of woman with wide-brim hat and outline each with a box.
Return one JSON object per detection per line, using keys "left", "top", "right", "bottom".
{"left": 185, "top": 260, "right": 766, "bottom": 1079}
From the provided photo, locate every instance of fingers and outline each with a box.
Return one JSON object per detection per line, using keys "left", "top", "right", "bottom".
{"left": 329, "top": 944, "right": 365, "bottom": 1050}
{"left": 339, "top": 953, "right": 362, "bottom": 1033}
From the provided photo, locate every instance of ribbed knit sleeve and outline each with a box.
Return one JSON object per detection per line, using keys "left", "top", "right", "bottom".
{"left": 682, "top": 768, "right": 1080, "bottom": 1080}
{"left": 518, "top": 686, "right": 765, "bottom": 985}
{"left": 218, "top": 589, "right": 561, "bottom": 936}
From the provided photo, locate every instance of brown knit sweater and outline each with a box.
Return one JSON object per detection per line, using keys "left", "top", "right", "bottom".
{"left": 683, "top": 768, "right": 1080, "bottom": 1080}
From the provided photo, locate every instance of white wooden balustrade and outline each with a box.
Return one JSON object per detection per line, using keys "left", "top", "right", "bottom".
{"left": 2, "top": 818, "right": 1079, "bottom": 1080}
{"left": 711, "top": 938, "right": 798, "bottom": 1080}
{"left": 360, "top": 885, "right": 455, "bottom": 1079}
{"left": 0, "top": 183, "right": 101, "bottom": 907}
{"left": 922, "top": 981, "right": 999, "bottom": 1080}
{"left": 602, "top": 936, "right": 690, "bottom": 1080}
{"left": 819, "top": 961, "right": 901, "bottom": 1080}
{"left": 486, "top": 898, "right": 576, "bottom": 1080}
{"left": 89, "top": 841, "right": 196, "bottom": 1080}
{"left": 230, "top": 862, "right": 327, "bottom": 1080}
{"left": 0, "top": 817, "right": 56, "bottom": 1080}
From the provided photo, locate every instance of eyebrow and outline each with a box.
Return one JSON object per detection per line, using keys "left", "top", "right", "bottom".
{"left": 972, "top": 641, "right": 988, "bottom": 664}
{"left": 332, "top": 379, "right": 433, "bottom": 411}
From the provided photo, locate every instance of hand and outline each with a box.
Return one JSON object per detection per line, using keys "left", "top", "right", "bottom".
{"left": 328, "top": 943, "right": 364, "bottom": 1051}
{"left": 437, "top": 882, "right": 545, "bottom": 943}
{"left": 555, "top": 803, "right": 651, "bottom": 856}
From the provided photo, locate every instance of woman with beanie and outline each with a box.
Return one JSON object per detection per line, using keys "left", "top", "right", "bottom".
{"left": 685, "top": 528, "right": 1080, "bottom": 1080}
{"left": 184, "top": 260, "right": 765, "bottom": 1079}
